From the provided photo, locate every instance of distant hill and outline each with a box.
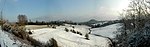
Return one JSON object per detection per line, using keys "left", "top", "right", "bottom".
{"left": 86, "top": 19, "right": 100, "bottom": 24}
{"left": 80, "top": 19, "right": 105, "bottom": 25}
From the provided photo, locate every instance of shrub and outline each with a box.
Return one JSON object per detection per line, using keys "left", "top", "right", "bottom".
{"left": 64, "top": 28, "right": 69, "bottom": 32}
{"left": 52, "top": 26, "right": 56, "bottom": 29}
{"left": 45, "top": 41, "right": 52, "bottom": 47}
{"left": 77, "top": 31, "right": 82, "bottom": 36}
{"left": 2, "top": 23, "right": 11, "bottom": 31}
{"left": 77, "top": 31, "right": 80, "bottom": 34}
{"left": 85, "top": 33, "right": 89, "bottom": 40}
{"left": 49, "top": 38, "right": 58, "bottom": 47}
{"left": 70, "top": 30, "right": 76, "bottom": 33}
{"left": 28, "top": 30, "right": 32, "bottom": 34}
{"left": 17, "top": 26, "right": 28, "bottom": 39}
{"left": 27, "top": 36, "right": 43, "bottom": 47}
{"left": 79, "top": 33, "right": 82, "bottom": 35}
{"left": 12, "top": 31, "right": 20, "bottom": 37}
{"left": 88, "top": 29, "right": 91, "bottom": 34}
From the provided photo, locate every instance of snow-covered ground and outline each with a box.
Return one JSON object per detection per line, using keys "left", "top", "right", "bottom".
{"left": 0, "top": 23, "right": 121, "bottom": 47}
{"left": 91, "top": 21, "right": 108, "bottom": 26}
{"left": 91, "top": 23, "right": 122, "bottom": 39}
{"left": 29, "top": 25, "right": 112, "bottom": 47}
{"left": 0, "top": 27, "right": 32, "bottom": 47}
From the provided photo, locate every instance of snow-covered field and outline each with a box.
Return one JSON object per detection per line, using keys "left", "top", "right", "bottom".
{"left": 29, "top": 24, "right": 112, "bottom": 47}
{"left": 0, "top": 23, "right": 121, "bottom": 47}
{"left": 91, "top": 23, "right": 122, "bottom": 39}
{"left": 26, "top": 25, "right": 48, "bottom": 30}
{"left": 92, "top": 21, "right": 108, "bottom": 26}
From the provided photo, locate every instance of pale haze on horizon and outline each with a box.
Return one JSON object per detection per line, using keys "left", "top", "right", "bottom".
{"left": 0, "top": 0, "right": 130, "bottom": 22}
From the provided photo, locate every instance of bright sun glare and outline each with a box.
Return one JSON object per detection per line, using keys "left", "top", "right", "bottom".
{"left": 117, "top": 0, "right": 130, "bottom": 12}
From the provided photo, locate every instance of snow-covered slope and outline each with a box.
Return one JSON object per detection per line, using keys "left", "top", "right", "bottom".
{"left": 0, "top": 28, "right": 32, "bottom": 47}
{"left": 91, "top": 23, "right": 121, "bottom": 39}
{"left": 29, "top": 25, "right": 112, "bottom": 47}
{"left": 91, "top": 21, "right": 108, "bottom": 26}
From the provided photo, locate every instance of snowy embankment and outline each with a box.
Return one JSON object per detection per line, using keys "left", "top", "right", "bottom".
{"left": 28, "top": 24, "right": 112, "bottom": 47}
{"left": 91, "top": 23, "right": 122, "bottom": 39}
{"left": 0, "top": 28, "right": 31, "bottom": 47}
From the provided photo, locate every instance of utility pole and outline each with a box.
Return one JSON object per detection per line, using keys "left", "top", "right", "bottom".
{"left": 0, "top": 0, "right": 6, "bottom": 25}
{"left": 1, "top": 10, "right": 3, "bottom": 22}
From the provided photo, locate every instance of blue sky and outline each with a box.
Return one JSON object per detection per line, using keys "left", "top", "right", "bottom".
{"left": 0, "top": 0, "right": 130, "bottom": 22}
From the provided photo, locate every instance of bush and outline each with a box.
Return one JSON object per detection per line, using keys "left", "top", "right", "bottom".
{"left": 2, "top": 23, "right": 11, "bottom": 31}
{"left": 70, "top": 30, "right": 76, "bottom": 33}
{"left": 49, "top": 38, "right": 58, "bottom": 47}
{"left": 45, "top": 41, "right": 52, "bottom": 47}
{"left": 72, "top": 26, "right": 75, "bottom": 28}
{"left": 27, "top": 36, "right": 43, "bottom": 47}
{"left": 28, "top": 30, "right": 32, "bottom": 34}
{"left": 64, "top": 28, "right": 69, "bottom": 32}
{"left": 88, "top": 29, "right": 91, "bottom": 34}
{"left": 79, "top": 33, "right": 82, "bottom": 35}
{"left": 12, "top": 31, "right": 20, "bottom": 37}
{"left": 17, "top": 26, "right": 28, "bottom": 39}
{"left": 52, "top": 26, "right": 56, "bottom": 29}
{"left": 2, "top": 23, "right": 29, "bottom": 40}
{"left": 85, "top": 33, "right": 89, "bottom": 40}
{"left": 77, "top": 31, "right": 82, "bottom": 36}
{"left": 27, "top": 37, "right": 58, "bottom": 47}
{"left": 77, "top": 31, "right": 80, "bottom": 34}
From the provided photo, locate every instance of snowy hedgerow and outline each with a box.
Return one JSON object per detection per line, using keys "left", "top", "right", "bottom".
{"left": 27, "top": 36, "right": 43, "bottom": 47}
{"left": 77, "top": 31, "right": 80, "bottom": 34}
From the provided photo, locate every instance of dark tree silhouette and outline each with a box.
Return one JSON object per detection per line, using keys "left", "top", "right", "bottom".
{"left": 116, "top": 0, "right": 150, "bottom": 47}
{"left": 18, "top": 14, "right": 28, "bottom": 26}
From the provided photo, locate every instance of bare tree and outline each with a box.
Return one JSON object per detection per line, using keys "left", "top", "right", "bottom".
{"left": 116, "top": 0, "right": 150, "bottom": 47}
{"left": 18, "top": 14, "right": 28, "bottom": 26}
{"left": 122, "top": 0, "right": 150, "bottom": 30}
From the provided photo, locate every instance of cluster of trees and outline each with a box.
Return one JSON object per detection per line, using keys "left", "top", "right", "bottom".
{"left": 115, "top": 0, "right": 150, "bottom": 47}
{"left": 64, "top": 27, "right": 82, "bottom": 35}
{"left": 28, "top": 21, "right": 64, "bottom": 25}
{"left": 91, "top": 20, "right": 121, "bottom": 28}
{"left": 28, "top": 20, "right": 79, "bottom": 26}
{"left": 64, "top": 27, "right": 90, "bottom": 40}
